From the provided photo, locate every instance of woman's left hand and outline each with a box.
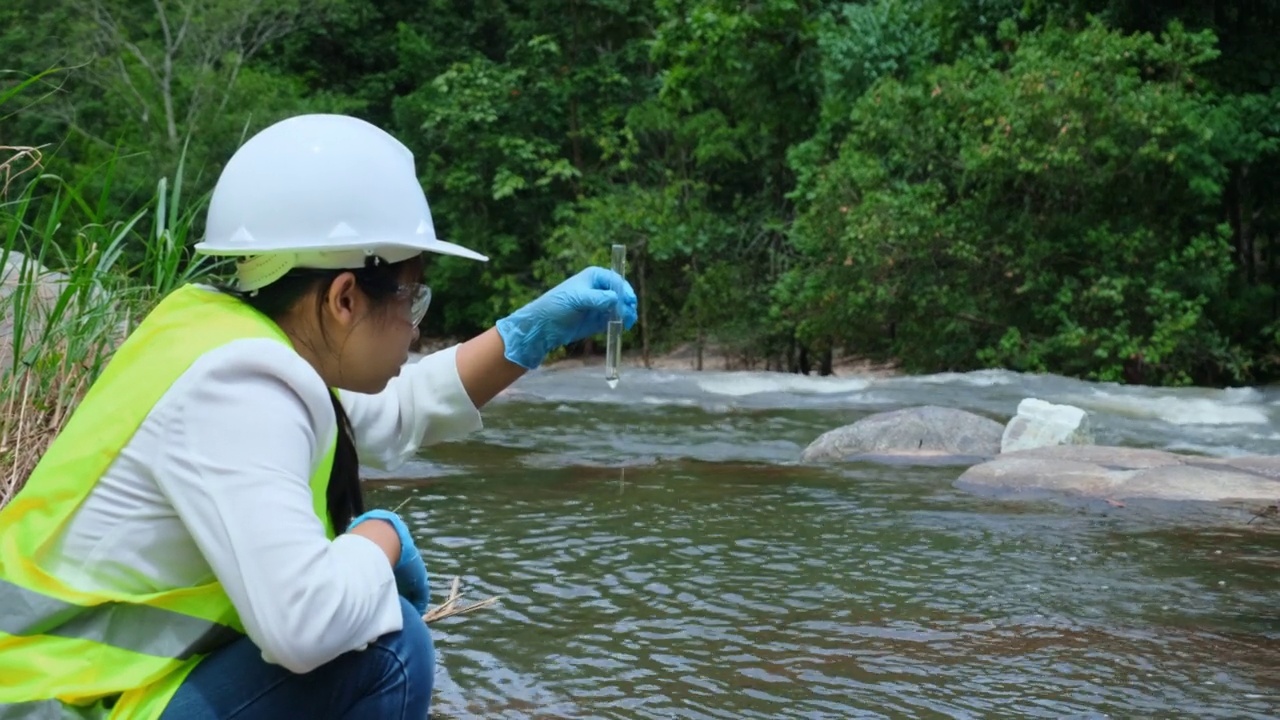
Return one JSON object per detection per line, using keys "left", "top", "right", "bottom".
{"left": 348, "top": 509, "right": 430, "bottom": 614}
{"left": 495, "top": 267, "right": 638, "bottom": 370}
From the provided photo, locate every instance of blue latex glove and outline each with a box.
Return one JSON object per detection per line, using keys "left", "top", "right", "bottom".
{"left": 348, "top": 509, "right": 429, "bottom": 614}
{"left": 496, "top": 266, "right": 639, "bottom": 370}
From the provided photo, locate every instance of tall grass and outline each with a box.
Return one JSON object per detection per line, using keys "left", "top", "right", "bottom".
{"left": 0, "top": 142, "right": 222, "bottom": 507}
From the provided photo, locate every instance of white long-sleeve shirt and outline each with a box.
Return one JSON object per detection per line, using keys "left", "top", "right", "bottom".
{"left": 44, "top": 338, "right": 483, "bottom": 673}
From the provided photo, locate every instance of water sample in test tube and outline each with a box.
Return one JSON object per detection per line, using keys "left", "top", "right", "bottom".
{"left": 605, "top": 243, "right": 626, "bottom": 388}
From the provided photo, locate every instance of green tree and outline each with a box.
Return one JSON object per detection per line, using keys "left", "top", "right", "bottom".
{"left": 786, "top": 19, "right": 1271, "bottom": 385}
{"left": 388, "top": 0, "right": 658, "bottom": 336}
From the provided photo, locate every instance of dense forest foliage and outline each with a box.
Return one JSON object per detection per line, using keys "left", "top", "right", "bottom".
{"left": 1, "top": 0, "right": 1277, "bottom": 386}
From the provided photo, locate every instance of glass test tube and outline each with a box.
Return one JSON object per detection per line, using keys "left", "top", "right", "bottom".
{"left": 605, "top": 243, "right": 625, "bottom": 388}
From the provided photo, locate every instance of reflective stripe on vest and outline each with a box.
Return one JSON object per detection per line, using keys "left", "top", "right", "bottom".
{"left": 0, "top": 700, "right": 107, "bottom": 719}
{"left": 0, "top": 579, "right": 239, "bottom": 659}
{"left": 0, "top": 284, "right": 337, "bottom": 719}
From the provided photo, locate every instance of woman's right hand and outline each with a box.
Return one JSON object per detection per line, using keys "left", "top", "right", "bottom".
{"left": 495, "top": 266, "right": 638, "bottom": 369}
{"left": 348, "top": 509, "right": 430, "bottom": 614}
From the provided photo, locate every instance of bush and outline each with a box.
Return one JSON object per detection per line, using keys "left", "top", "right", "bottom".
{"left": 786, "top": 19, "right": 1265, "bottom": 385}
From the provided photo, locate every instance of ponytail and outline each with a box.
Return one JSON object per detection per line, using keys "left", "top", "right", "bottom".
{"left": 325, "top": 390, "right": 364, "bottom": 532}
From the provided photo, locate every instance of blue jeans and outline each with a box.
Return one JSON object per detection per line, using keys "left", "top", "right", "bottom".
{"left": 160, "top": 598, "right": 434, "bottom": 719}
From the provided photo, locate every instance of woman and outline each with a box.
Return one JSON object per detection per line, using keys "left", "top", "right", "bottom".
{"left": 0, "top": 114, "right": 637, "bottom": 719}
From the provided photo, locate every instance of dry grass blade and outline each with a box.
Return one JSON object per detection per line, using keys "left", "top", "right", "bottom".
{"left": 0, "top": 145, "right": 44, "bottom": 198}
{"left": 422, "top": 575, "right": 501, "bottom": 624}
{"left": 0, "top": 357, "right": 91, "bottom": 508}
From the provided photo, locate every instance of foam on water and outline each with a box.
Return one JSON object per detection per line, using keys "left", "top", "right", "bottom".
{"left": 637, "top": 395, "right": 702, "bottom": 407}
{"left": 498, "top": 365, "right": 1280, "bottom": 456}
{"left": 1161, "top": 441, "right": 1259, "bottom": 458}
{"left": 1072, "top": 390, "right": 1271, "bottom": 426}
{"left": 907, "top": 369, "right": 1019, "bottom": 387}
{"left": 695, "top": 372, "right": 872, "bottom": 397}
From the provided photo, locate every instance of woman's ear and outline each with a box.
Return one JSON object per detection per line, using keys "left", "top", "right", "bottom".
{"left": 322, "top": 272, "right": 361, "bottom": 327}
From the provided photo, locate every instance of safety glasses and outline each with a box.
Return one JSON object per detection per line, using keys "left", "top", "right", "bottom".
{"left": 399, "top": 283, "right": 432, "bottom": 325}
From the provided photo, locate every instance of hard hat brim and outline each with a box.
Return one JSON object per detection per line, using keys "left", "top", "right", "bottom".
{"left": 193, "top": 236, "right": 489, "bottom": 264}
{"left": 195, "top": 236, "right": 489, "bottom": 292}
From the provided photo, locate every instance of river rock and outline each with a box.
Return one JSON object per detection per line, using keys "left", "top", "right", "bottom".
{"left": 801, "top": 405, "right": 1004, "bottom": 463}
{"left": 1000, "top": 397, "right": 1093, "bottom": 453}
{"left": 0, "top": 251, "right": 122, "bottom": 371}
{"left": 955, "top": 445, "right": 1280, "bottom": 503}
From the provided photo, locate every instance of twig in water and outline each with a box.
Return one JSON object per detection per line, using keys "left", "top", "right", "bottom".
{"left": 423, "top": 575, "right": 501, "bottom": 624}
{"left": 373, "top": 497, "right": 500, "bottom": 624}
{"left": 1246, "top": 502, "right": 1278, "bottom": 526}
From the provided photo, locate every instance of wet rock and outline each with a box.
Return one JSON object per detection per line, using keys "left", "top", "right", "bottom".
{"left": 801, "top": 405, "right": 1004, "bottom": 463}
{"left": 955, "top": 445, "right": 1280, "bottom": 503}
{"left": 1001, "top": 397, "right": 1093, "bottom": 453}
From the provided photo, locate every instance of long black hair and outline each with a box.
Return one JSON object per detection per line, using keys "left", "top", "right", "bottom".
{"left": 229, "top": 255, "right": 422, "bottom": 533}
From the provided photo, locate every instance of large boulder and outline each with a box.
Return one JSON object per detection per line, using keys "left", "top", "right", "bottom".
{"left": 801, "top": 405, "right": 1004, "bottom": 463}
{"left": 1000, "top": 397, "right": 1093, "bottom": 453}
{"left": 955, "top": 445, "right": 1280, "bottom": 503}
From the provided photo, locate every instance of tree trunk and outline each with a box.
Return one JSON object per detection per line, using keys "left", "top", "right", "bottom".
{"left": 639, "top": 244, "right": 651, "bottom": 368}
{"left": 692, "top": 255, "right": 703, "bottom": 371}
{"left": 1227, "top": 164, "right": 1254, "bottom": 283}
{"left": 1269, "top": 207, "right": 1278, "bottom": 324}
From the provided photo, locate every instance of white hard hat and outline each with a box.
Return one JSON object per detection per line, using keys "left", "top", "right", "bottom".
{"left": 195, "top": 113, "right": 487, "bottom": 291}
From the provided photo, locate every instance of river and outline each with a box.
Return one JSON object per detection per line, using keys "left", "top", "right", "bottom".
{"left": 364, "top": 367, "right": 1280, "bottom": 719}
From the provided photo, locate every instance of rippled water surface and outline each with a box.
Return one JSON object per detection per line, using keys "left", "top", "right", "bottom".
{"left": 369, "top": 367, "right": 1280, "bottom": 719}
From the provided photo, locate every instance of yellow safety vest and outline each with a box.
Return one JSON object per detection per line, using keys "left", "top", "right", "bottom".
{"left": 0, "top": 284, "right": 337, "bottom": 719}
